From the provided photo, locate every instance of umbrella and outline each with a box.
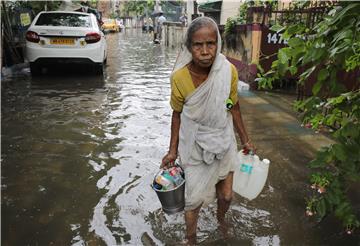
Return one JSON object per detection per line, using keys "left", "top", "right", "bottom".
{"left": 58, "top": 0, "right": 83, "bottom": 11}
{"left": 151, "top": 10, "right": 163, "bottom": 17}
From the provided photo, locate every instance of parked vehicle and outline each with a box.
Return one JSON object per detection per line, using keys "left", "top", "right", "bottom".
{"left": 25, "top": 11, "right": 107, "bottom": 75}
{"left": 102, "top": 19, "right": 119, "bottom": 33}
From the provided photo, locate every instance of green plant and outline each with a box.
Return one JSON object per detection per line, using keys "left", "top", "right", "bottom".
{"left": 224, "top": 17, "right": 237, "bottom": 37}
{"left": 224, "top": 0, "right": 280, "bottom": 51}
{"left": 237, "top": 1, "right": 249, "bottom": 24}
{"left": 123, "top": 0, "right": 155, "bottom": 17}
{"left": 258, "top": 2, "right": 360, "bottom": 233}
{"left": 224, "top": 0, "right": 273, "bottom": 37}
{"left": 109, "top": 12, "right": 118, "bottom": 19}
{"left": 5, "top": 1, "right": 62, "bottom": 14}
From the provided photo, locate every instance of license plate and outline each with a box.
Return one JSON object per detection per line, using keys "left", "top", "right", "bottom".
{"left": 50, "top": 38, "right": 75, "bottom": 45}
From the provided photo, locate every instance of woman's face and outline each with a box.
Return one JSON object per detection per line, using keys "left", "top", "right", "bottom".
{"left": 190, "top": 26, "right": 217, "bottom": 69}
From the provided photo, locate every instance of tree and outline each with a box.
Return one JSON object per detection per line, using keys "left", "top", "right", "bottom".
{"left": 224, "top": 0, "right": 278, "bottom": 38}
{"left": 258, "top": 2, "right": 360, "bottom": 233}
{"left": 5, "top": 1, "right": 62, "bottom": 14}
{"left": 123, "top": 0, "right": 155, "bottom": 17}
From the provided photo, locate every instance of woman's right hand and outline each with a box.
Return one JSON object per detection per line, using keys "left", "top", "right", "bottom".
{"left": 161, "top": 151, "right": 177, "bottom": 169}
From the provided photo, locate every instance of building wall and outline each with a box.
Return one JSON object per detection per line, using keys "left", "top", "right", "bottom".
{"left": 220, "top": 1, "right": 241, "bottom": 25}
{"left": 221, "top": 24, "right": 258, "bottom": 88}
{"left": 163, "top": 22, "right": 187, "bottom": 48}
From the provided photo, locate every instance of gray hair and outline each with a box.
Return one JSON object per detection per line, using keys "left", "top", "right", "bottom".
{"left": 185, "top": 16, "right": 218, "bottom": 51}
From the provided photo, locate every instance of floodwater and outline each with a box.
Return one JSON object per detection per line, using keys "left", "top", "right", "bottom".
{"left": 2, "top": 30, "right": 359, "bottom": 246}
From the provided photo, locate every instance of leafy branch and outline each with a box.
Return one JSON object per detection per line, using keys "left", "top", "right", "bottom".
{"left": 224, "top": 0, "right": 277, "bottom": 37}
{"left": 258, "top": 2, "right": 360, "bottom": 233}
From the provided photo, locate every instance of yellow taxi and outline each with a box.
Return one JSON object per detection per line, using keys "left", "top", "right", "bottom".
{"left": 102, "top": 19, "right": 119, "bottom": 32}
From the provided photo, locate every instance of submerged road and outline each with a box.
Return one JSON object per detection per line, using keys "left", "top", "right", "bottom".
{"left": 2, "top": 30, "right": 359, "bottom": 245}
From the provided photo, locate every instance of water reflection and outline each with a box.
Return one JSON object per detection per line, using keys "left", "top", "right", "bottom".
{"left": 3, "top": 30, "right": 358, "bottom": 246}
{"left": 86, "top": 30, "right": 280, "bottom": 246}
{"left": 2, "top": 55, "right": 108, "bottom": 246}
{"left": 0, "top": 29, "right": 289, "bottom": 246}
{"left": 87, "top": 31, "right": 176, "bottom": 245}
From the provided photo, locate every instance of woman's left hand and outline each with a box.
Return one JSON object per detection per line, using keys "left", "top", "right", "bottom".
{"left": 243, "top": 140, "right": 256, "bottom": 154}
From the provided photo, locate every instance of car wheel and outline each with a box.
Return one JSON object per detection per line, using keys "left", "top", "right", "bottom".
{"left": 104, "top": 54, "right": 107, "bottom": 65}
{"left": 30, "top": 62, "right": 41, "bottom": 76}
{"left": 94, "top": 63, "right": 104, "bottom": 75}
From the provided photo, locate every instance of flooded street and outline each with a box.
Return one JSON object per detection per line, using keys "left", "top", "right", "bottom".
{"left": 2, "top": 31, "right": 359, "bottom": 245}
{"left": 2, "top": 30, "right": 176, "bottom": 245}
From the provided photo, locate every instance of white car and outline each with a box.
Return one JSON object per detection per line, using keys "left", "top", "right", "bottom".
{"left": 25, "top": 11, "right": 107, "bottom": 75}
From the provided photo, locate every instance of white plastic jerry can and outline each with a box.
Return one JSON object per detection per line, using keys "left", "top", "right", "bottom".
{"left": 233, "top": 151, "right": 247, "bottom": 193}
{"left": 239, "top": 158, "right": 270, "bottom": 200}
{"left": 233, "top": 151, "right": 259, "bottom": 194}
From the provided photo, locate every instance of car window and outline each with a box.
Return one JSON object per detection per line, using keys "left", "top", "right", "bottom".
{"left": 35, "top": 13, "right": 92, "bottom": 27}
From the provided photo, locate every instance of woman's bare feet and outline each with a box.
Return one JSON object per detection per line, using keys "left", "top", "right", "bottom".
{"left": 218, "top": 220, "right": 232, "bottom": 239}
{"left": 181, "top": 234, "right": 196, "bottom": 245}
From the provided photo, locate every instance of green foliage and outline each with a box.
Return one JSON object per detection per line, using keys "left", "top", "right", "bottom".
{"left": 5, "top": 1, "right": 62, "bottom": 14}
{"left": 88, "top": 0, "right": 98, "bottom": 9}
{"left": 224, "top": 17, "right": 237, "bottom": 37}
{"left": 259, "top": 2, "right": 360, "bottom": 232}
{"left": 224, "top": 0, "right": 277, "bottom": 37}
{"left": 345, "top": 43, "right": 360, "bottom": 72}
{"left": 123, "top": 0, "right": 154, "bottom": 17}
{"left": 237, "top": 1, "right": 250, "bottom": 24}
{"left": 109, "top": 12, "right": 118, "bottom": 19}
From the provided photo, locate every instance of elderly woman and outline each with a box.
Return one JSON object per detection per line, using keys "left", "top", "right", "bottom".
{"left": 161, "top": 16, "right": 254, "bottom": 244}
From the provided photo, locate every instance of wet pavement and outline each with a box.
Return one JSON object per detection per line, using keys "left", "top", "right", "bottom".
{"left": 2, "top": 30, "right": 359, "bottom": 245}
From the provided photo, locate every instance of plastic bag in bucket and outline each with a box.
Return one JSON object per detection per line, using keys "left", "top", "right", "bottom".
{"left": 152, "top": 165, "right": 185, "bottom": 214}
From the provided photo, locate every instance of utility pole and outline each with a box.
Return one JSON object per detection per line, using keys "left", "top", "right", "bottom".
{"left": 153, "top": 0, "right": 160, "bottom": 42}
{"left": 193, "top": 0, "right": 199, "bottom": 20}
{"left": 187, "top": 0, "right": 199, "bottom": 22}
{"left": 186, "top": 0, "right": 193, "bottom": 23}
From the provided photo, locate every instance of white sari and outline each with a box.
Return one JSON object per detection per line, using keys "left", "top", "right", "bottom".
{"left": 171, "top": 19, "right": 238, "bottom": 210}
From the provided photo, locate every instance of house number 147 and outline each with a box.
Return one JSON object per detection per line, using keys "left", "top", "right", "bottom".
{"left": 267, "top": 33, "right": 288, "bottom": 45}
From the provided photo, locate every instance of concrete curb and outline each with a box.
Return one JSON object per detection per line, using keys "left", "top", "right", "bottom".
{"left": 1, "top": 62, "right": 29, "bottom": 80}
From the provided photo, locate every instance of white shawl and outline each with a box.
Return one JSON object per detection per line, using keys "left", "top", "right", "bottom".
{"left": 171, "top": 19, "right": 235, "bottom": 166}
{"left": 179, "top": 56, "right": 233, "bottom": 165}
{"left": 171, "top": 18, "right": 238, "bottom": 209}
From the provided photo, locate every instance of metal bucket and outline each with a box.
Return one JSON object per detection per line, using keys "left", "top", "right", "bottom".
{"left": 152, "top": 177, "right": 185, "bottom": 214}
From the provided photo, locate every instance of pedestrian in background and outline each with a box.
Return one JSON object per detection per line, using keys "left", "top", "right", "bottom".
{"left": 161, "top": 16, "right": 255, "bottom": 245}
{"left": 156, "top": 12, "right": 166, "bottom": 40}
{"left": 143, "top": 18, "right": 153, "bottom": 33}
{"left": 179, "top": 13, "right": 187, "bottom": 26}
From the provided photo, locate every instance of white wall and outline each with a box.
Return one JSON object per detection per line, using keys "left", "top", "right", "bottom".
{"left": 220, "top": 0, "right": 242, "bottom": 25}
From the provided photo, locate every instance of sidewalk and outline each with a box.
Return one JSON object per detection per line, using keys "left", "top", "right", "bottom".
{"left": 232, "top": 90, "right": 355, "bottom": 245}
{"left": 197, "top": 88, "right": 356, "bottom": 245}
{"left": 238, "top": 90, "right": 334, "bottom": 159}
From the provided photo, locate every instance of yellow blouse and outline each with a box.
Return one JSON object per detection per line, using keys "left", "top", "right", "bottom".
{"left": 170, "top": 64, "right": 238, "bottom": 112}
